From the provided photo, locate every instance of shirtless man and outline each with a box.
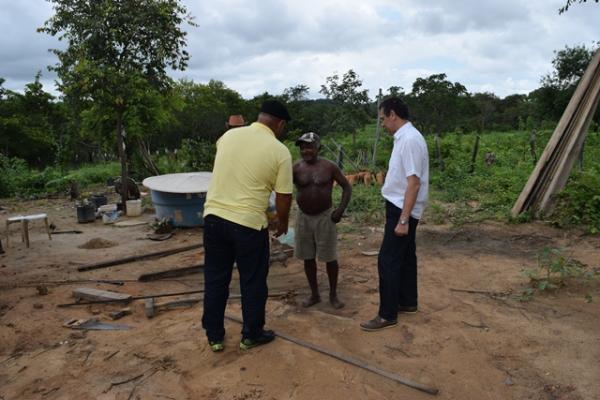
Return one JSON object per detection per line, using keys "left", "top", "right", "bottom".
{"left": 293, "top": 132, "right": 352, "bottom": 309}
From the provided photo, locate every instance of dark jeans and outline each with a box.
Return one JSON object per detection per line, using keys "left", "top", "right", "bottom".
{"left": 202, "top": 214, "right": 270, "bottom": 342}
{"left": 377, "top": 201, "right": 419, "bottom": 321}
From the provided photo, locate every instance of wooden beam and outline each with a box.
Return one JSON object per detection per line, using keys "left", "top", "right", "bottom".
{"left": 77, "top": 244, "right": 202, "bottom": 272}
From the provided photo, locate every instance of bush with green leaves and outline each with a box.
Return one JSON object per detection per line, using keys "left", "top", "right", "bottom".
{"left": 551, "top": 168, "right": 600, "bottom": 233}
{"left": 0, "top": 155, "right": 120, "bottom": 198}
{"left": 519, "top": 247, "right": 597, "bottom": 301}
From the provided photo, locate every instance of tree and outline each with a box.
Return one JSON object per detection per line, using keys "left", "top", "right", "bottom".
{"left": 319, "top": 69, "right": 370, "bottom": 143}
{"left": 407, "top": 73, "right": 469, "bottom": 135}
{"left": 0, "top": 73, "right": 64, "bottom": 165}
{"left": 533, "top": 44, "right": 599, "bottom": 124}
{"left": 559, "top": 0, "right": 599, "bottom": 13}
{"left": 39, "top": 0, "right": 195, "bottom": 209}
{"left": 283, "top": 84, "right": 310, "bottom": 102}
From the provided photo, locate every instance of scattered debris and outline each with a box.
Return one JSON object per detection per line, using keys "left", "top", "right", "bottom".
{"left": 144, "top": 297, "right": 200, "bottom": 318}
{"left": 150, "top": 217, "right": 173, "bottom": 234}
{"left": 114, "top": 219, "right": 148, "bottom": 228}
{"left": 461, "top": 321, "right": 489, "bottom": 330}
{"left": 146, "top": 232, "right": 173, "bottom": 241}
{"left": 64, "top": 317, "right": 131, "bottom": 331}
{"left": 36, "top": 285, "right": 49, "bottom": 295}
{"left": 73, "top": 287, "right": 133, "bottom": 303}
{"left": 109, "top": 308, "right": 132, "bottom": 320}
{"left": 361, "top": 250, "right": 379, "bottom": 256}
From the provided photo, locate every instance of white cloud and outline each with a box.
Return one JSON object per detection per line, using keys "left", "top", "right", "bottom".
{"left": 1, "top": 0, "right": 599, "bottom": 99}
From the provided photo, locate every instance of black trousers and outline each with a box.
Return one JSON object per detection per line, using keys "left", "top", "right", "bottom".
{"left": 377, "top": 201, "right": 419, "bottom": 321}
{"left": 202, "top": 215, "right": 270, "bottom": 342}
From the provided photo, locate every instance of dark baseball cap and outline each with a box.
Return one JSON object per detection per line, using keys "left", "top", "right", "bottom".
{"left": 260, "top": 100, "right": 292, "bottom": 121}
{"left": 295, "top": 132, "right": 320, "bottom": 146}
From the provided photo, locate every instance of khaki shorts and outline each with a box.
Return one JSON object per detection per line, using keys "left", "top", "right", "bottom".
{"left": 294, "top": 209, "right": 337, "bottom": 262}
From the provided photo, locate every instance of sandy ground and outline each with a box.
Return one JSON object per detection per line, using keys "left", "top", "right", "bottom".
{"left": 0, "top": 195, "right": 599, "bottom": 400}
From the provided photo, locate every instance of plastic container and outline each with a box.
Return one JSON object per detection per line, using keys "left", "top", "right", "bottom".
{"left": 102, "top": 210, "right": 120, "bottom": 224}
{"left": 126, "top": 199, "right": 142, "bottom": 217}
{"left": 90, "top": 194, "right": 107, "bottom": 209}
{"left": 77, "top": 204, "right": 96, "bottom": 223}
{"left": 98, "top": 204, "right": 117, "bottom": 213}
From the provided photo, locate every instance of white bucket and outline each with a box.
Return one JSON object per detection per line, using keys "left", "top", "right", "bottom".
{"left": 126, "top": 199, "right": 142, "bottom": 217}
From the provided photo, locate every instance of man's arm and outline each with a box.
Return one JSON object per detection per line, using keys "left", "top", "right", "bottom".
{"left": 331, "top": 164, "right": 352, "bottom": 223}
{"left": 274, "top": 192, "right": 292, "bottom": 237}
{"left": 394, "top": 175, "right": 420, "bottom": 236}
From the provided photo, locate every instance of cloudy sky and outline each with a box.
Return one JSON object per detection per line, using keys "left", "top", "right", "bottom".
{"left": 1, "top": 0, "right": 599, "bottom": 100}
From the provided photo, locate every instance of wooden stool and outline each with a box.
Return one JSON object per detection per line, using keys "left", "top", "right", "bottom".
{"left": 6, "top": 213, "right": 52, "bottom": 248}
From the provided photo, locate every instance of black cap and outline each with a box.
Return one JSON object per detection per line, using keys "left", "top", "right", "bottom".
{"left": 260, "top": 100, "right": 292, "bottom": 121}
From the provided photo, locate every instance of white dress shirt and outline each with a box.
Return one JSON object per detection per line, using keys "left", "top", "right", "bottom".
{"left": 381, "top": 121, "right": 429, "bottom": 219}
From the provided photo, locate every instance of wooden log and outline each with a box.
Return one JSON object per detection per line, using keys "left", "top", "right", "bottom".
{"left": 77, "top": 243, "right": 202, "bottom": 272}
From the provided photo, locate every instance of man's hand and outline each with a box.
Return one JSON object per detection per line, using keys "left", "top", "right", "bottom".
{"left": 394, "top": 221, "right": 409, "bottom": 236}
{"left": 331, "top": 208, "right": 343, "bottom": 223}
{"left": 274, "top": 220, "right": 289, "bottom": 237}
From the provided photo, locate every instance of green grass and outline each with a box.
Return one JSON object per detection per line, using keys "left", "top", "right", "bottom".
{"left": 296, "top": 127, "right": 600, "bottom": 229}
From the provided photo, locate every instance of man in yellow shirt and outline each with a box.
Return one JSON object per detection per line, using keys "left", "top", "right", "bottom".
{"left": 202, "top": 100, "right": 293, "bottom": 352}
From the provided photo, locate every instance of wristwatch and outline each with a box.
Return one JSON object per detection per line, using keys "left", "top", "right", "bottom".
{"left": 399, "top": 218, "right": 408, "bottom": 225}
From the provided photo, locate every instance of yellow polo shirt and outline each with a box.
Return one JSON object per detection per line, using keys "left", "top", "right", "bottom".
{"left": 203, "top": 122, "right": 293, "bottom": 230}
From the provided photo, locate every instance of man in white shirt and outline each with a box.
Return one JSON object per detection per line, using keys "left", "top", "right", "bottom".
{"left": 361, "top": 97, "right": 429, "bottom": 331}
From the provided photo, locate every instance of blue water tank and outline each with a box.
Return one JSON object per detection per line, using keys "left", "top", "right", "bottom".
{"left": 143, "top": 172, "right": 212, "bottom": 227}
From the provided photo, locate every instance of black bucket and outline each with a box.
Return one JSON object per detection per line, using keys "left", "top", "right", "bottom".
{"left": 77, "top": 204, "right": 96, "bottom": 223}
{"left": 90, "top": 194, "right": 107, "bottom": 210}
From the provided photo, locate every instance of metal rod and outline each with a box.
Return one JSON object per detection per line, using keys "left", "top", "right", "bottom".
{"left": 224, "top": 314, "right": 439, "bottom": 395}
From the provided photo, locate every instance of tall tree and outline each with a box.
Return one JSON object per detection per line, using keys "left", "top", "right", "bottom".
{"left": 407, "top": 73, "right": 469, "bottom": 135}
{"left": 39, "top": 0, "right": 195, "bottom": 209}
{"left": 319, "top": 69, "right": 370, "bottom": 143}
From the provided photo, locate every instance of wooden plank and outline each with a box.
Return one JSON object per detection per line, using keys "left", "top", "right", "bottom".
{"left": 526, "top": 62, "right": 600, "bottom": 215}
{"left": 537, "top": 65, "right": 600, "bottom": 214}
{"left": 138, "top": 264, "right": 203, "bottom": 282}
{"left": 73, "top": 287, "right": 132, "bottom": 302}
{"left": 77, "top": 243, "right": 202, "bottom": 272}
{"left": 512, "top": 47, "right": 600, "bottom": 216}
{"left": 526, "top": 50, "right": 600, "bottom": 213}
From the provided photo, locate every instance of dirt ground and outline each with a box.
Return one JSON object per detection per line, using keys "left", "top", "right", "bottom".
{"left": 1, "top": 194, "right": 599, "bottom": 400}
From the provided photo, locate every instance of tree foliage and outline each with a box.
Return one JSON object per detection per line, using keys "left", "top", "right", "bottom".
{"left": 559, "top": 0, "right": 599, "bottom": 14}
{"left": 39, "top": 0, "right": 195, "bottom": 206}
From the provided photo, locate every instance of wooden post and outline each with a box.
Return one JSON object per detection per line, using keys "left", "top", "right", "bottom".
{"left": 371, "top": 88, "right": 383, "bottom": 169}
{"left": 469, "top": 135, "right": 480, "bottom": 173}
{"left": 435, "top": 132, "right": 445, "bottom": 171}
{"left": 529, "top": 129, "right": 537, "bottom": 166}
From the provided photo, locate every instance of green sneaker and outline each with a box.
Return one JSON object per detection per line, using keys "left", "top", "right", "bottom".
{"left": 239, "top": 330, "right": 276, "bottom": 350}
{"left": 209, "top": 341, "right": 224, "bottom": 352}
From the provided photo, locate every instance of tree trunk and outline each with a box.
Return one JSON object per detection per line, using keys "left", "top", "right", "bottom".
{"left": 116, "top": 110, "right": 128, "bottom": 213}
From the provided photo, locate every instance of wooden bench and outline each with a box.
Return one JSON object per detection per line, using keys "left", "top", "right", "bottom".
{"left": 6, "top": 213, "right": 52, "bottom": 248}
